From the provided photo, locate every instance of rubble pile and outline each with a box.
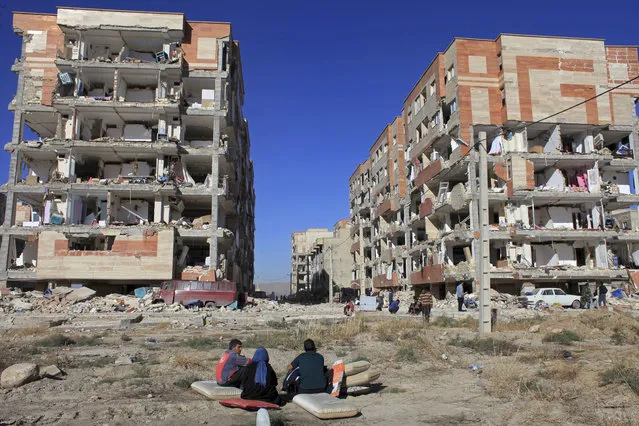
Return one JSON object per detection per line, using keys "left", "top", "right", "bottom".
{"left": 0, "top": 287, "right": 187, "bottom": 315}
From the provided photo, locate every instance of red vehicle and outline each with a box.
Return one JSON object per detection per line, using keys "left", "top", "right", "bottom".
{"left": 153, "top": 280, "right": 237, "bottom": 308}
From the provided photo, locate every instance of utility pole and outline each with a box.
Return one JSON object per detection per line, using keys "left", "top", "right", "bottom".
{"left": 477, "top": 130, "right": 492, "bottom": 335}
{"left": 328, "top": 245, "right": 333, "bottom": 304}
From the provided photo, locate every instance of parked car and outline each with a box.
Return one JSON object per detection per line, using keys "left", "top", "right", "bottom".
{"left": 251, "top": 290, "right": 268, "bottom": 299}
{"left": 518, "top": 288, "right": 581, "bottom": 309}
{"left": 153, "top": 280, "right": 237, "bottom": 308}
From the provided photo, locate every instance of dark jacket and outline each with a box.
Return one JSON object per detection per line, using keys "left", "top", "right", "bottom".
{"left": 239, "top": 362, "right": 282, "bottom": 405}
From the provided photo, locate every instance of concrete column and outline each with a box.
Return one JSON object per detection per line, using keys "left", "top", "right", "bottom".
{"left": 2, "top": 192, "right": 15, "bottom": 228}
{"left": 12, "top": 113, "right": 24, "bottom": 145}
{"left": 162, "top": 198, "right": 171, "bottom": 223}
{"left": 215, "top": 77, "right": 223, "bottom": 110}
{"left": 154, "top": 196, "right": 163, "bottom": 223}
{"left": 0, "top": 234, "right": 11, "bottom": 273}
{"left": 156, "top": 156, "right": 165, "bottom": 178}
{"left": 106, "top": 192, "right": 112, "bottom": 224}
{"left": 8, "top": 151, "right": 20, "bottom": 186}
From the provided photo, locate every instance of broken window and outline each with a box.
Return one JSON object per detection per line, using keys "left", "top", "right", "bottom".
{"left": 9, "top": 236, "right": 38, "bottom": 270}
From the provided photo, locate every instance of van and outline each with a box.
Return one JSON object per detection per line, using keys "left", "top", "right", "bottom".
{"left": 153, "top": 280, "right": 237, "bottom": 308}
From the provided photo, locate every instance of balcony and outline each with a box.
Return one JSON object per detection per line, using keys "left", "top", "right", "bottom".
{"left": 413, "top": 159, "right": 442, "bottom": 189}
{"left": 373, "top": 271, "right": 398, "bottom": 288}
{"left": 410, "top": 264, "right": 445, "bottom": 285}
{"left": 419, "top": 198, "right": 433, "bottom": 218}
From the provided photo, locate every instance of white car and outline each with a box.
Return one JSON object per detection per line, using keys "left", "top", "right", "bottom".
{"left": 518, "top": 288, "right": 581, "bottom": 309}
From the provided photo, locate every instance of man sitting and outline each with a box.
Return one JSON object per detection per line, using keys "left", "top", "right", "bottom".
{"left": 216, "top": 339, "right": 251, "bottom": 387}
{"left": 286, "top": 339, "right": 330, "bottom": 394}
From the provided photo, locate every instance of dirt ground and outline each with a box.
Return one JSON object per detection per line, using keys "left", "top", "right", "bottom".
{"left": 1, "top": 305, "right": 639, "bottom": 425}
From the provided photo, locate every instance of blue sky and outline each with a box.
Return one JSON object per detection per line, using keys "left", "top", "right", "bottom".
{"left": 1, "top": 0, "right": 637, "bottom": 284}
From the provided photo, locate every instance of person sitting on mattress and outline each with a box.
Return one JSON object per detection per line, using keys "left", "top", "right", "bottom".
{"left": 286, "top": 339, "right": 332, "bottom": 394}
{"left": 239, "top": 347, "right": 283, "bottom": 406}
{"left": 216, "top": 338, "right": 251, "bottom": 387}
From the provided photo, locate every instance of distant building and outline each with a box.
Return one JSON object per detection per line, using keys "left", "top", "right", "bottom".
{"left": 308, "top": 219, "right": 352, "bottom": 300}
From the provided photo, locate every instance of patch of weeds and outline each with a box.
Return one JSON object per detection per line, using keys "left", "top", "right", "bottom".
{"left": 71, "top": 356, "right": 113, "bottom": 369}
{"left": 450, "top": 335, "right": 517, "bottom": 356}
{"left": 74, "top": 335, "right": 102, "bottom": 346}
{"left": 395, "top": 344, "right": 417, "bottom": 362}
{"left": 600, "top": 363, "right": 639, "bottom": 395}
{"left": 542, "top": 330, "right": 581, "bottom": 345}
{"left": 335, "top": 348, "right": 348, "bottom": 358}
{"left": 164, "top": 337, "right": 177, "bottom": 343}
{"left": 174, "top": 374, "right": 202, "bottom": 389}
{"left": 266, "top": 320, "right": 290, "bottom": 330}
{"left": 518, "top": 378, "right": 545, "bottom": 396}
{"left": 173, "top": 354, "right": 206, "bottom": 370}
{"left": 610, "top": 327, "right": 632, "bottom": 345}
{"left": 121, "top": 334, "right": 132, "bottom": 342}
{"left": 6, "top": 326, "right": 51, "bottom": 337}
{"left": 184, "top": 337, "right": 220, "bottom": 350}
{"left": 23, "top": 345, "right": 42, "bottom": 355}
{"left": 37, "top": 334, "right": 76, "bottom": 347}
{"left": 132, "top": 365, "right": 151, "bottom": 379}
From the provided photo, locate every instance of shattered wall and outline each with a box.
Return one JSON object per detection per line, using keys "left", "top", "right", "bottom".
{"left": 181, "top": 22, "right": 231, "bottom": 71}
{"left": 13, "top": 13, "right": 64, "bottom": 105}
{"left": 36, "top": 229, "right": 174, "bottom": 280}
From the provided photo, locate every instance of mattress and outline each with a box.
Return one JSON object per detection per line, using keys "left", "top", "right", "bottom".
{"left": 292, "top": 393, "right": 359, "bottom": 420}
{"left": 190, "top": 381, "right": 241, "bottom": 400}
{"left": 344, "top": 360, "right": 370, "bottom": 376}
{"left": 344, "top": 370, "right": 380, "bottom": 387}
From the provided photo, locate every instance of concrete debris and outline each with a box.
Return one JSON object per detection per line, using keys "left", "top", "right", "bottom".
{"left": 39, "top": 365, "right": 64, "bottom": 379}
{"left": 10, "top": 299, "right": 33, "bottom": 311}
{"left": 528, "top": 325, "right": 541, "bottom": 333}
{"left": 115, "top": 355, "right": 136, "bottom": 365}
{"left": 1, "top": 363, "right": 40, "bottom": 389}
{"left": 64, "top": 287, "right": 97, "bottom": 303}
{"left": 120, "top": 315, "right": 144, "bottom": 328}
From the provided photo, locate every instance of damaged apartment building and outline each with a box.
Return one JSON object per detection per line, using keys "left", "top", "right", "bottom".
{"left": 350, "top": 34, "right": 639, "bottom": 299}
{"left": 290, "top": 221, "right": 352, "bottom": 297}
{"left": 0, "top": 7, "right": 255, "bottom": 294}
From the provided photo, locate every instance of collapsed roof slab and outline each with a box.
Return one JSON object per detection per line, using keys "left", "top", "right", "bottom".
{"left": 57, "top": 7, "right": 184, "bottom": 35}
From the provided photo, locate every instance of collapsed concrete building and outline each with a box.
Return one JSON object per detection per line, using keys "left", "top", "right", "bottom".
{"left": 290, "top": 228, "right": 335, "bottom": 294}
{"left": 308, "top": 219, "right": 352, "bottom": 299}
{"left": 350, "top": 34, "right": 639, "bottom": 299}
{"left": 0, "top": 7, "right": 255, "bottom": 294}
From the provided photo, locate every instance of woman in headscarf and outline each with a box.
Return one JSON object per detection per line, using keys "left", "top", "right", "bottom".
{"left": 239, "top": 346, "right": 283, "bottom": 405}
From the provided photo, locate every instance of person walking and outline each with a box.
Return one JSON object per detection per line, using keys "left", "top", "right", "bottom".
{"left": 418, "top": 289, "right": 433, "bottom": 322}
{"left": 456, "top": 282, "right": 466, "bottom": 312}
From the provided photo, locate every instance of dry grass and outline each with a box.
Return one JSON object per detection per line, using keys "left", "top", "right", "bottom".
{"left": 4, "top": 326, "right": 51, "bottom": 338}
{"left": 173, "top": 354, "right": 208, "bottom": 370}
{"left": 493, "top": 316, "right": 544, "bottom": 332}
{"left": 542, "top": 330, "right": 582, "bottom": 345}
{"left": 375, "top": 318, "right": 423, "bottom": 342}
{"left": 449, "top": 335, "right": 519, "bottom": 356}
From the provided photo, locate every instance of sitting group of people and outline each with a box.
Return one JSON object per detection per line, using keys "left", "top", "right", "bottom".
{"left": 215, "top": 338, "right": 334, "bottom": 406}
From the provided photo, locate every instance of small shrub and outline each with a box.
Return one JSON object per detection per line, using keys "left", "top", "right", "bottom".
{"left": 174, "top": 354, "right": 206, "bottom": 370}
{"left": 37, "top": 334, "right": 76, "bottom": 347}
{"left": 174, "top": 374, "right": 202, "bottom": 389}
{"left": 74, "top": 335, "right": 102, "bottom": 346}
{"left": 266, "top": 320, "right": 289, "bottom": 330}
{"left": 396, "top": 344, "right": 417, "bottom": 362}
{"left": 542, "top": 330, "right": 582, "bottom": 345}
{"left": 518, "top": 378, "right": 545, "bottom": 396}
{"left": 184, "top": 337, "right": 220, "bottom": 350}
{"left": 132, "top": 365, "right": 151, "bottom": 378}
{"left": 432, "top": 316, "right": 456, "bottom": 328}
{"left": 600, "top": 363, "right": 639, "bottom": 395}
{"left": 450, "top": 336, "right": 517, "bottom": 356}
